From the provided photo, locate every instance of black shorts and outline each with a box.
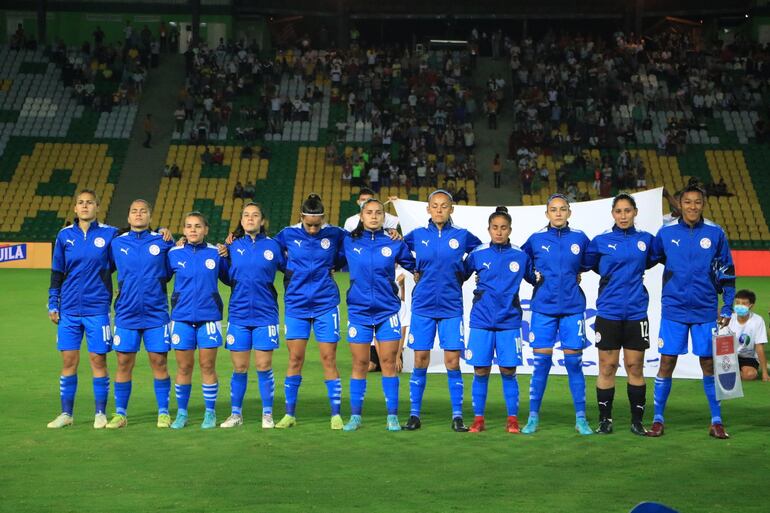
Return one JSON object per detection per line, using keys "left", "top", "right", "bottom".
{"left": 594, "top": 316, "right": 650, "bottom": 351}
{"left": 738, "top": 357, "right": 759, "bottom": 370}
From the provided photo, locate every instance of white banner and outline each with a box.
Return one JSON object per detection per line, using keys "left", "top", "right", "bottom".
{"left": 394, "top": 187, "right": 702, "bottom": 379}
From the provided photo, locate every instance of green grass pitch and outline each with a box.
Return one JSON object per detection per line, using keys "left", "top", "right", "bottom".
{"left": 1, "top": 270, "right": 769, "bottom": 512}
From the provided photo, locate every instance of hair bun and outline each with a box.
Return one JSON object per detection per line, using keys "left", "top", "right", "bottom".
{"left": 495, "top": 206, "right": 508, "bottom": 214}
{"left": 307, "top": 193, "right": 321, "bottom": 201}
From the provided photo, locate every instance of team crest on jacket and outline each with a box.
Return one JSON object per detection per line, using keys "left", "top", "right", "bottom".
{"left": 449, "top": 238, "right": 459, "bottom": 249}
{"left": 381, "top": 247, "right": 392, "bottom": 257}
{"left": 700, "top": 237, "right": 711, "bottom": 249}
{"left": 509, "top": 261, "right": 520, "bottom": 273}
{"left": 348, "top": 326, "right": 357, "bottom": 337}
{"left": 263, "top": 250, "right": 274, "bottom": 261}
{"left": 94, "top": 237, "right": 105, "bottom": 248}
{"left": 570, "top": 243, "right": 580, "bottom": 255}
{"left": 149, "top": 244, "right": 160, "bottom": 255}
{"left": 205, "top": 258, "right": 216, "bottom": 269}
{"left": 637, "top": 241, "right": 647, "bottom": 251}
{"left": 321, "top": 238, "right": 331, "bottom": 249}
{"left": 113, "top": 335, "right": 121, "bottom": 347}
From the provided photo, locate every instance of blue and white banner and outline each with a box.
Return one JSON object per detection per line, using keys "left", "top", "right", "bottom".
{"left": 394, "top": 187, "right": 702, "bottom": 379}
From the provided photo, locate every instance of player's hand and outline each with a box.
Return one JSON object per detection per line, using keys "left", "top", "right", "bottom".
{"left": 414, "top": 271, "right": 421, "bottom": 283}
{"left": 386, "top": 228, "right": 402, "bottom": 241}
{"left": 576, "top": 273, "right": 582, "bottom": 284}
{"left": 388, "top": 196, "right": 399, "bottom": 202}
{"left": 717, "top": 316, "right": 730, "bottom": 328}
{"left": 474, "top": 273, "right": 479, "bottom": 284}
{"left": 216, "top": 243, "right": 229, "bottom": 257}
{"left": 535, "top": 270, "right": 542, "bottom": 283}
{"left": 48, "top": 310, "right": 60, "bottom": 324}
{"left": 176, "top": 236, "right": 186, "bottom": 247}
{"left": 225, "top": 232, "right": 236, "bottom": 245}
{"left": 159, "top": 228, "right": 174, "bottom": 242}
{"left": 762, "top": 373, "right": 770, "bottom": 382}
{"left": 395, "top": 357, "right": 403, "bottom": 373}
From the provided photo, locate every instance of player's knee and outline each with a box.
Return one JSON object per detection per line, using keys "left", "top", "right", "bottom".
{"left": 413, "top": 352, "right": 430, "bottom": 368}
{"left": 599, "top": 362, "right": 619, "bottom": 377}
{"left": 89, "top": 353, "right": 107, "bottom": 372}
{"left": 177, "top": 361, "right": 194, "bottom": 377}
{"left": 741, "top": 367, "right": 758, "bottom": 381}
{"left": 320, "top": 351, "right": 337, "bottom": 368}
{"left": 625, "top": 360, "right": 643, "bottom": 378}
{"left": 699, "top": 356, "right": 714, "bottom": 375}
{"left": 474, "top": 367, "right": 491, "bottom": 377}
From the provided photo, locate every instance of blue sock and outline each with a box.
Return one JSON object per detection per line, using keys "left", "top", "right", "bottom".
{"left": 175, "top": 383, "right": 192, "bottom": 416}
{"left": 202, "top": 382, "right": 218, "bottom": 413}
{"left": 59, "top": 375, "right": 77, "bottom": 416}
{"left": 349, "top": 378, "right": 367, "bottom": 415}
{"left": 501, "top": 373, "right": 519, "bottom": 416}
{"left": 564, "top": 353, "right": 586, "bottom": 419}
{"left": 325, "top": 378, "right": 342, "bottom": 416}
{"left": 471, "top": 374, "right": 489, "bottom": 417}
{"left": 284, "top": 375, "right": 302, "bottom": 416}
{"left": 409, "top": 368, "right": 428, "bottom": 417}
{"left": 230, "top": 372, "right": 248, "bottom": 415}
{"left": 702, "top": 375, "right": 722, "bottom": 425}
{"left": 257, "top": 369, "right": 275, "bottom": 415}
{"left": 529, "top": 353, "right": 552, "bottom": 419}
{"left": 93, "top": 376, "right": 109, "bottom": 415}
{"left": 114, "top": 380, "right": 132, "bottom": 416}
{"left": 154, "top": 377, "right": 171, "bottom": 415}
{"left": 653, "top": 376, "right": 672, "bottom": 423}
{"left": 447, "top": 369, "right": 464, "bottom": 418}
{"left": 382, "top": 376, "right": 399, "bottom": 415}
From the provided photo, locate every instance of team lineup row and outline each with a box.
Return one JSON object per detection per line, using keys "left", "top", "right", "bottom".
{"left": 46, "top": 184, "right": 736, "bottom": 438}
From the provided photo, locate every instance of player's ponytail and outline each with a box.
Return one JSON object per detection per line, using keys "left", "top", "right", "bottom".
{"left": 488, "top": 205, "right": 511, "bottom": 226}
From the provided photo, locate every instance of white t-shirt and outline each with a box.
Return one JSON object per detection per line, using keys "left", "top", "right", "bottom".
{"left": 343, "top": 212, "right": 399, "bottom": 232}
{"left": 728, "top": 312, "right": 768, "bottom": 360}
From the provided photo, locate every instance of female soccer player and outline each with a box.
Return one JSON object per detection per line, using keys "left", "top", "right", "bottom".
{"left": 272, "top": 194, "right": 348, "bottom": 430}
{"left": 521, "top": 193, "right": 592, "bottom": 435}
{"left": 340, "top": 198, "right": 415, "bottom": 431}
{"left": 106, "top": 199, "right": 175, "bottom": 429}
{"left": 167, "top": 211, "right": 230, "bottom": 429}
{"left": 583, "top": 193, "right": 659, "bottom": 435}
{"left": 403, "top": 189, "right": 482, "bottom": 432}
{"left": 648, "top": 181, "right": 735, "bottom": 439}
{"left": 47, "top": 189, "right": 119, "bottom": 429}
{"left": 219, "top": 203, "right": 286, "bottom": 429}
{"left": 463, "top": 206, "right": 533, "bottom": 433}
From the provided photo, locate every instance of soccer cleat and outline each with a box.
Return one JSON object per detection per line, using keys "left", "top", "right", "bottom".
{"left": 595, "top": 418, "right": 613, "bottom": 435}
{"left": 47, "top": 413, "right": 73, "bottom": 429}
{"left": 201, "top": 411, "right": 217, "bottom": 429}
{"left": 386, "top": 415, "right": 401, "bottom": 431}
{"left": 709, "top": 423, "right": 729, "bottom": 439}
{"left": 506, "top": 415, "right": 520, "bottom": 434}
{"left": 403, "top": 415, "right": 421, "bottom": 431}
{"left": 343, "top": 414, "right": 362, "bottom": 432}
{"left": 220, "top": 414, "right": 243, "bottom": 428}
{"left": 274, "top": 414, "right": 296, "bottom": 429}
{"left": 630, "top": 421, "right": 647, "bottom": 436}
{"left": 646, "top": 421, "right": 665, "bottom": 437}
{"left": 575, "top": 417, "right": 593, "bottom": 435}
{"left": 170, "top": 413, "right": 188, "bottom": 430}
{"left": 330, "top": 414, "right": 344, "bottom": 430}
{"left": 262, "top": 413, "right": 275, "bottom": 429}
{"left": 93, "top": 413, "right": 108, "bottom": 429}
{"left": 521, "top": 416, "right": 539, "bottom": 435}
{"left": 451, "top": 416, "right": 469, "bottom": 432}
{"left": 106, "top": 414, "right": 127, "bottom": 429}
{"left": 157, "top": 413, "right": 172, "bottom": 428}
{"left": 469, "top": 416, "right": 485, "bottom": 433}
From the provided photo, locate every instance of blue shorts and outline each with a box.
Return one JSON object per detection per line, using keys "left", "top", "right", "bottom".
{"left": 57, "top": 314, "right": 112, "bottom": 354}
{"left": 529, "top": 312, "right": 589, "bottom": 351}
{"left": 226, "top": 323, "right": 280, "bottom": 351}
{"left": 170, "top": 321, "right": 223, "bottom": 350}
{"left": 113, "top": 325, "right": 170, "bottom": 353}
{"left": 407, "top": 313, "right": 464, "bottom": 351}
{"left": 348, "top": 314, "right": 402, "bottom": 344}
{"left": 465, "top": 328, "right": 523, "bottom": 367}
{"left": 658, "top": 318, "right": 716, "bottom": 357}
{"left": 285, "top": 307, "right": 340, "bottom": 343}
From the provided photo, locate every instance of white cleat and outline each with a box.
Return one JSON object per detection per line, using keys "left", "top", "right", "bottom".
{"left": 220, "top": 414, "right": 243, "bottom": 428}
{"left": 262, "top": 413, "right": 275, "bottom": 429}
{"left": 93, "top": 413, "right": 108, "bottom": 429}
{"left": 47, "top": 413, "right": 73, "bottom": 429}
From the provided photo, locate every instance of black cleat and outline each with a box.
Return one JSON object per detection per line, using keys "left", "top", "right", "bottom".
{"left": 630, "top": 421, "right": 648, "bottom": 436}
{"left": 595, "top": 418, "right": 613, "bottom": 434}
{"left": 403, "top": 415, "right": 421, "bottom": 431}
{"left": 451, "top": 416, "right": 469, "bottom": 432}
